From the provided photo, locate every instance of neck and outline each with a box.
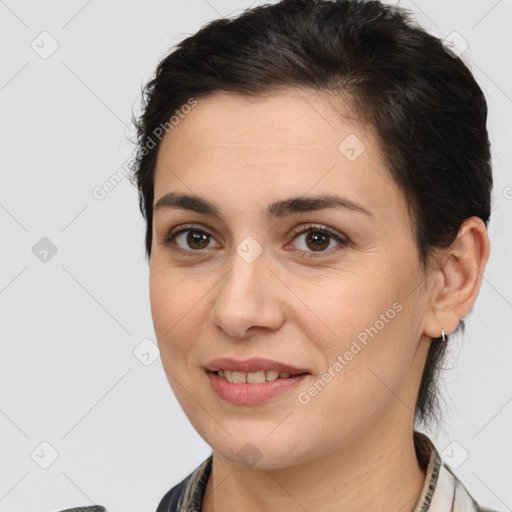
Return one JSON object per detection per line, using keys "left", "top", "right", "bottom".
{"left": 202, "top": 420, "right": 426, "bottom": 512}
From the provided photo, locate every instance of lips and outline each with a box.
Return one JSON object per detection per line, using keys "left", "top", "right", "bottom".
{"left": 204, "top": 357, "right": 309, "bottom": 376}
{"left": 206, "top": 367, "right": 310, "bottom": 405}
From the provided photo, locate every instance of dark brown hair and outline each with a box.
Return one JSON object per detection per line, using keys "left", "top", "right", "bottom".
{"left": 129, "top": 0, "right": 493, "bottom": 431}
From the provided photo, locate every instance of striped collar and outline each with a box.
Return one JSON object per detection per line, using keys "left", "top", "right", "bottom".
{"left": 412, "top": 431, "right": 497, "bottom": 512}
{"left": 157, "top": 431, "right": 497, "bottom": 512}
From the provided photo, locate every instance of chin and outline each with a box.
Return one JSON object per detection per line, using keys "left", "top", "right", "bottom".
{"left": 218, "top": 445, "right": 298, "bottom": 470}
{"left": 203, "top": 426, "right": 306, "bottom": 470}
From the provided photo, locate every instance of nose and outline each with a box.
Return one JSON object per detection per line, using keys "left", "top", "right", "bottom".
{"left": 209, "top": 243, "right": 285, "bottom": 339}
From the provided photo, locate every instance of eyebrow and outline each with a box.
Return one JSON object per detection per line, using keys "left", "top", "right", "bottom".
{"left": 153, "top": 192, "right": 375, "bottom": 221}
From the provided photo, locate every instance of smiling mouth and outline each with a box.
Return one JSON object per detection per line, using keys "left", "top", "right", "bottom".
{"left": 212, "top": 369, "right": 308, "bottom": 384}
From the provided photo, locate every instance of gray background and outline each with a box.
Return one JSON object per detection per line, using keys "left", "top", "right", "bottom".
{"left": 0, "top": 1, "right": 511, "bottom": 511}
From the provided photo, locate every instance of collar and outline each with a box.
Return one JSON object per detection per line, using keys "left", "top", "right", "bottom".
{"left": 412, "top": 431, "right": 489, "bottom": 511}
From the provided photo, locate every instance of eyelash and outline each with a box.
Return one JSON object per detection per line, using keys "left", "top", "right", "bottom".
{"left": 161, "top": 223, "right": 348, "bottom": 259}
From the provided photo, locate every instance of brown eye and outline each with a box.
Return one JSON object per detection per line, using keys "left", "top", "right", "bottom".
{"left": 303, "top": 231, "right": 331, "bottom": 251}
{"left": 288, "top": 225, "right": 347, "bottom": 258}
{"left": 184, "top": 231, "right": 210, "bottom": 250}
{"left": 162, "top": 226, "right": 220, "bottom": 252}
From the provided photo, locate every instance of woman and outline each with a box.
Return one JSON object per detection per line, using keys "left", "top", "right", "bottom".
{"left": 136, "top": 0, "right": 500, "bottom": 510}
{"left": 61, "top": 0, "right": 499, "bottom": 510}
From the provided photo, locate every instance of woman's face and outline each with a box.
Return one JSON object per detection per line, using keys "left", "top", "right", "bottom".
{"left": 150, "top": 89, "right": 434, "bottom": 469}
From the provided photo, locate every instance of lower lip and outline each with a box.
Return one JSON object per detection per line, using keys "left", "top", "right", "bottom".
{"left": 206, "top": 371, "right": 309, "bottom": 405}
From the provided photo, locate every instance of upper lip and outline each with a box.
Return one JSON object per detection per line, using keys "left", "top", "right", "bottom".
{"left": 205, "top": 357, "right": 309, "bottom": 375}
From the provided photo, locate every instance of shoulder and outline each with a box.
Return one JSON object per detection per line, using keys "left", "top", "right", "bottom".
{"left": 413, "top": 431, "right": 503, "bottom": 512}
{"left": 439, "top": 462, "right": 503, "bottom": 512}
{"left": 157, "top": 455, "right": 213, "bottom": 512}
{"left": 55, "top": 507, "right": 107, "bottom": 512}
{"left": 53, "top": 456, "right": 213, "bottom": 512}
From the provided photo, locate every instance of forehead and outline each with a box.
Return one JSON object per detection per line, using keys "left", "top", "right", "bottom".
{"left": 153, "top": 89, "right": 403, "bottom": 223}
{"left": 159, "top": 88, "right": 368, "bottom": 152}
{"left": 157, "top": 90, "right": 382, "bottom": 169}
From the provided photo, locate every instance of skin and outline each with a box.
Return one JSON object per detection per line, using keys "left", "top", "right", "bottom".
{"left": 149, "top": 89, "right": 490, "bottom": 512}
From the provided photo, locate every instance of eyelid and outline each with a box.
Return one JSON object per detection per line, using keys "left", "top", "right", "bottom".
{"left": 166, "top": 223, "right": 215, "bottom": 240}
{"left": 161, "top": 223, "right": 219, "bottom": 250}
{"left": 288, "top": 223, "right": 346, "bottom": 242}
{"left": 285, "top": 223, "right": 348, "bottom": 258}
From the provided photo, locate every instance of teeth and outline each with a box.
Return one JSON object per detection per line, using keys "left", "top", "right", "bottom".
{"left": 232, "top": 371, "right": 248, "bottom": 383}
{"left": 246, "top": 370, "right": 266, "bottom": 384}
{"left": 216, "top": 369, "right": 294, "bottom": 383}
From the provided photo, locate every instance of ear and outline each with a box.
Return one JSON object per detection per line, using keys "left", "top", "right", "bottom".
{"left": 422, "top": 216, "right": 491, "bottom": 339}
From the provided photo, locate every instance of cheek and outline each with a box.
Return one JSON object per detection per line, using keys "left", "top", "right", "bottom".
{"left": 295, "top": 274, "right": 387, "bottom": 350}
{"left": 149, "top": 266, "right": 213, "bottom": 369}
{"left": 296, "top": 271, "right": 413, "bottom": 393}
{"left": 149, "top": 273, "right": 173, "bottom": 340}
{"left": 149, "top": 268, "right": 192, "bottom": 351}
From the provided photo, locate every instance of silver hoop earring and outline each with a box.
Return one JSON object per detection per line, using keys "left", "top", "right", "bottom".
{"left": 441, "top": 329, "right": 446, "bottom": 342}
